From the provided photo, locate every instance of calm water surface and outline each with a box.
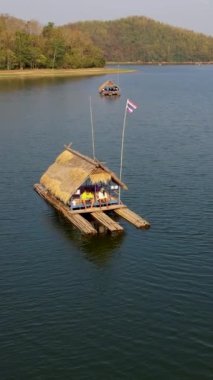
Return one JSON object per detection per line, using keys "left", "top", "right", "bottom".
{"left": 0, "top": 65, "right": 213, "bottom": 379}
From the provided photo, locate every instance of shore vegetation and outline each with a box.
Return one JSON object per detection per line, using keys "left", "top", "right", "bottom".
{"left": 1, "top": 13, "right": 213, "bottom": 74}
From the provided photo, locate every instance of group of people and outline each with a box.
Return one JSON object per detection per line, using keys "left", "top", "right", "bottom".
{"left": 81, "top": 187, "right": 110, "bottom": 209}
{"left": 100, "top": 86, "right": 119, "bottom": 94}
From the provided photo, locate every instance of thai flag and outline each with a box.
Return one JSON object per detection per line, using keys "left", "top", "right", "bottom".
{"left": 126, "top": 98, "right": 138, "bottom": 113}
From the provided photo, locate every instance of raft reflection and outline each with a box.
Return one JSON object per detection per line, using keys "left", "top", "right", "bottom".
{"left": 50, "top": 210, "right": 125, "bottom": 267}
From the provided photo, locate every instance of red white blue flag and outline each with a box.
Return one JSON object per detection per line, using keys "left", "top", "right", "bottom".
{"left": 126, "top": 98, "right": 138, "bottom": 113}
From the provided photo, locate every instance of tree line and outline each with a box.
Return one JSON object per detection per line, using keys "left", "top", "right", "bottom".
{"left": 0, "top": 15, "right": 105, "bottom": 70}
{"left": 1, "top": 14, "right": 213, "bottom": 70}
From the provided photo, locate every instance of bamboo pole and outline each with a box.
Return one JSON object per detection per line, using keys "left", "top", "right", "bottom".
{"left": 90, "top": 96, "right": 96, "bottom": 160}
{"left": 119, "top": 99, "right": 128, "bottom": 202}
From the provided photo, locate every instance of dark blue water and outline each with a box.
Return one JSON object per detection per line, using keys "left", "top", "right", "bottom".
{"left": 0, "top": 65, "right": 213, "bottom": 379}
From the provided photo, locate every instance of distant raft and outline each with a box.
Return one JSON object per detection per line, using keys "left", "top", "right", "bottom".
{"left": 98, "top": 80, "right": 121, "bottom": 96}
{"left": 34, "top": 145, "right": 150, "bottom": 234}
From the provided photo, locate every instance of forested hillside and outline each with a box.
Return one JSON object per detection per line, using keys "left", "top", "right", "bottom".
{"left": 66, "top": 16, "right": 213, "bottom": 63}
{"left": 1, "top": 14, "right": 213, "bottom": 70}
{"left": 0, "top": 15, "right": 105, "bottom": 70}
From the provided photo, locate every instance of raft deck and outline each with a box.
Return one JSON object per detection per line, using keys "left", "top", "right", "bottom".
{"left": 34, "top": 183, "right": 150, "bottom": 235}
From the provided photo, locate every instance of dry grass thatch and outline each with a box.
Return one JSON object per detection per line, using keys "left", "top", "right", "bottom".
{"left": 40, "top": 150, "right": 95, "bottom": 204}
{"left": 40, "top": 147, "right": 127, "bottom": 204}
{"left": 89, "top": 168, "right": 111, "bottom": 184}
{"left": 56, "top": 150, "right": 74, "bottom": 163}
{"left": 98, "top": 80, "right": 119, "bottom": 92}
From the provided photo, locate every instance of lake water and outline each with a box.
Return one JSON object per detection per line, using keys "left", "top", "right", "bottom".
{"left": 0, "top": 65, "right": 213, "bottom": 379}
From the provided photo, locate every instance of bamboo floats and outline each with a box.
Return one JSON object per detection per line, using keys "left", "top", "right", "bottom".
{"left": 114, "top": 207, "right": 150, "bottom": 229}
{"left": 68, "top": 214, "right": 97, "bottom": 235}
{"left": 34, "top": 183, "right": 97, "bottom": 234}
{"left": 91, "top": 211, "right": 123, "bottom": 233}
{"left": 34, "top": 183, "right": 150, "bottom": 235}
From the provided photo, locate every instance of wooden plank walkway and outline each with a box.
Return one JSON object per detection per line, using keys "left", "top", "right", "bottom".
{"left": 91, "top": 211, "right": 124, "bottom": 233}
{"left": 114, "top": 207, "right": 150, "bottom": 229}
{"left": 70, "top": 203, "right": 126, "bottom": 214}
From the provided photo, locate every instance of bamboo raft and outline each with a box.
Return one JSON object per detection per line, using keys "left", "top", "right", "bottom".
{"left": 114, "top": 208, "right": 150, "bottom": 229}
{"left": 34, "top": 183, "right": 150, "bottom": 235}
{"left": 91, "top": 211, "right": 124, "bottom": 233}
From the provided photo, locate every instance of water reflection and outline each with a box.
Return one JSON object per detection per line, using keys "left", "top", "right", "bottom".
{"left": 99, "top": 95, "right": 121, "bottom": 103}
{"left": 50, "top": 211, "right": 124, "bottom": 267}
{"left": 0, "top": 76, "right": 87, "bottom": 93}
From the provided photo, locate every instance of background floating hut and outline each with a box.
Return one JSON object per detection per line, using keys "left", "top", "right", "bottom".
{"left": 99, "top": 80, "right": 120, "bottom": 96}
{"left": 34, "top": 145, "right": 150, "bottom": 234}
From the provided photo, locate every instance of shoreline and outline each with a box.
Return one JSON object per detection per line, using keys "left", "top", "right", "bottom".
{"left": 108, "top": 61, "right": 213, "bottom": 65}
{"left": 0, "top": 67, "right": 134, "bottom": 80}
{"left": 1, "top": 62, "right": 211, "bottom": 80}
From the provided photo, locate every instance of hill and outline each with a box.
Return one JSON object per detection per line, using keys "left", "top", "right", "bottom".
{"left": 1, "top": 14, "right": 213, "bottom": 70}
{"left": 64, "top": 16, "right": 213, "bottom": 63}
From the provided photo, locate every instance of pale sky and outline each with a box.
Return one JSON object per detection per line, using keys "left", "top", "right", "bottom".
{"left": 0, "top": 0, "right": 213, "bottom": 36}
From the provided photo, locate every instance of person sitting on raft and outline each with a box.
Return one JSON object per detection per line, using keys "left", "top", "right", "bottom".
{"left": 81, "top": 189, "right": 94, "bottom": 209}
{"left": 97, "top": 187, "right": 110, "bottom": 208}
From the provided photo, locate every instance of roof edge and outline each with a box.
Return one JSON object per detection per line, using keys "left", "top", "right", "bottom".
{"left": 64, "top": 144, "right": 128, "bottom": 190}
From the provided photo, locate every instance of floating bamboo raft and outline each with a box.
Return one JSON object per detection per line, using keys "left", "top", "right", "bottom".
{"left": 34, "top": 184, "right": 150, "bottom": 235}
{"left": 34, "top": 183, "right": 97, "bottom": 234}
{"left": 114, "top": 207, "right": 150, "bottom": 229}
{"left": 91, "top": 211, "right": 124, "bottom": 233}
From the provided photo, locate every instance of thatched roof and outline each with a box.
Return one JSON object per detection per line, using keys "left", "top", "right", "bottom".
{"left": 98, "top": 80, "right": 119, "bottom": 92}
{"left": 40, "top": 145, "right": 127, "bottom": 205}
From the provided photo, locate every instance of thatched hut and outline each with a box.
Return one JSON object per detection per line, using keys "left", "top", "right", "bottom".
{"left": 39, "top": 145, "right": 126, "bottom": 206}
{"left": 34, "top": 145, "right": 150, "bottom": 234}
{"left": 99, "top": 80, "right": 120, "bottom": 96}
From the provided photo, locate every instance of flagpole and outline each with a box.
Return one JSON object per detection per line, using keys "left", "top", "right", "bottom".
{"left": 119, "top": 99, "right": 128, "bottom": 203}
{"left": 117, "top": 64, "right": 120, "bottom": 86}
{"left": 90, "top": 96, "right": 95, "bottom": 159}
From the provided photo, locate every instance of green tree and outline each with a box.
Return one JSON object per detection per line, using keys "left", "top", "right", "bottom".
{"left": 14, "top": 31, "right": 32, "bottom": 68}
{"left": 42, "top": 22, "right": 66, "bottom": 68}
